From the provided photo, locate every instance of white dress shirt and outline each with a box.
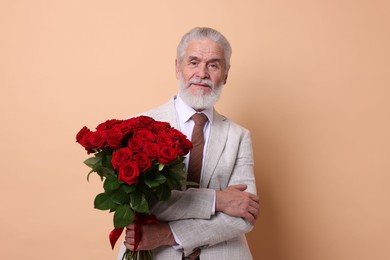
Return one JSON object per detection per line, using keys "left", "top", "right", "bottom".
{"left": 170, "top": 95, "right": 216, "bottom": 249}
{"left": 173, "top": 95, "right": 214, "bottom": 182}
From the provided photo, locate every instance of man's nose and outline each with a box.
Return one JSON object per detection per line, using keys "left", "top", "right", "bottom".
{"left": 196, "top": 64, "right": 210, "bottom": 79}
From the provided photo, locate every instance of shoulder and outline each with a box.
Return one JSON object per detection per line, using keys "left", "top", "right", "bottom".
{"left": 136, "top": 97, "right": 178, "bottom": 127}
{"left": 214, "top": 110, "right": 250, "bottom": 136}
{"left": 142, "top": 98, "right": 174, "bottom": 117}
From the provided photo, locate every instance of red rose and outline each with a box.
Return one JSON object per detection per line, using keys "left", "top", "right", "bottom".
{"left": 76, "top": 126, "right": 91, "bottom": 142}
{"left": 96, "top": 119, "right": 123, "bottom": 131}
{"left": 121, "top": 116, "right": 155, "bottom": 134}
{"left": 106, "top": 128, "right": 124, "bottom": 150}
{"left": 177, "top": 138, "right": 192, "bottom": 156}
{"left": 134, "top": 153, "right": 152, "bottom": 172}
{"left": 78, "top": 132, "right": 94, "bottom": 154}
{"left": 118, "top": 162, "right": 140, "bottom": 185}
{"left": 117, "top": 118, "right": 138, "bottom": 135}
{"left": 156, "top": 132, "right": 175, "bottom": 147}
{"left": 133, "top": 129, "right": 155, "bottom": 142}
{"left": 152, "top": 121, "right": 170, "bottom": 131}
{"left": 89, "top": 131, "right": 106, "bottom": 149}
{"left": 111, "top": 148, "right": 133, "bottom": 170}
{"left": 165, "top": 129, "right": 181, "bottom": 142}
{"left": 143, "top": 142, "right": 160, "bottom": 160}
{"left": 165, "top": 129, "right": 192, "bottom": 156}
{"left": 158, "top": 146, "right": 178, "bottom": 164}
{"left": 137, "top": 116, "right": 155, "bottom": 128}
{"left": 128, "top": 137, "right": 145, "bottom": 152}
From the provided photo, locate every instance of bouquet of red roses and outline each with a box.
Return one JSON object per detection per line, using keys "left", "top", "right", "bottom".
{"left": 76, "top": 116, "right": 192, "bottom": 260}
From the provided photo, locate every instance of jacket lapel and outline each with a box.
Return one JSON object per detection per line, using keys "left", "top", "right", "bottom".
{"left": 201, "top": 111, "right": 229, "bottom": 188}
{"left": 143, "top": 97, "right": 178, "bottom": 129}
{"left": 145, "top": 98, "right": 229, "bottom": 188}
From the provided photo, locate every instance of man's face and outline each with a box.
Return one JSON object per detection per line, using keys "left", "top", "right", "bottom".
{"left": 176, "top": 39, "right": 229, "bottom": 110}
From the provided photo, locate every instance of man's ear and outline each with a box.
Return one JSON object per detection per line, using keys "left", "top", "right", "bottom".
{"left": 175, "top": 59, "right": 180, "bottom": 79}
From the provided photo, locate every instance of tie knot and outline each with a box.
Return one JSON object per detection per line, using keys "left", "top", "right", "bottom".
{"left": 192, "top": 113, "right": 208, "bottom": 126}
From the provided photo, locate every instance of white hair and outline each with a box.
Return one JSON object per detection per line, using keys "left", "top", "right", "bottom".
{"left": 176, "top": 27, "right": 232, "bottom": 70}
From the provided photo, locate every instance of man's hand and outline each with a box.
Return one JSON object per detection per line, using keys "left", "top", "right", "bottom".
{"left": 124, "top": 222, "right": 176, "bottom": 251}
{"left": 216, "top": 184, "right": 260, "bottom": 225}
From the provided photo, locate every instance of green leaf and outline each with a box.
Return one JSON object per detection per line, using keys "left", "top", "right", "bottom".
{"left": 84, "top": 156, "right": 102, "bottom": 169}
{"left": 113, "top": 204, "right": 134, "bottom": 228}
{"left": 144, "top": 174, "right": 167, "bottom": 188}
{"left": 103, "top": 175, "right": 121, "bottom": 192}
{"left": 165, "top": 173, "right": 184, "bottom": 189}
{"left": 109, "top": 206, "right": 118, "bottom": 212}
{"left": 142, "top": 164, "right": 159, "bottom": 177}
{"left": 154, "top": 183, "right": 172, "bottom": 201}
{"left": 111, "top": 189, "right": 129, "bottom": 205}
{"left": 164, "top": 162, "right": 187, "bottom": 188}
{"left": 102, "top": 154, "right": 113, "bottom": 168}
{"left": 130, "top": 192, "right": 149, "bottom": 213}
{"left": 122, "top": 184, "right": 136, "bottom": 194}
{"left": 169, "top": 162, "right": 186, "bottom": 178}
{"left": 95, "top": 151, "right": 106, "bottom": 159}
{"left": 94, "top": 193, "right": 115, "bottom": 211}
{"left": 96, "top": 166, "right": 115, "bottom": 177}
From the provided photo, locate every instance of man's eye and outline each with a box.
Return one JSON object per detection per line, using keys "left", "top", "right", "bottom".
{"left": 208, "top": 63, "right": 218, "bottom": 69}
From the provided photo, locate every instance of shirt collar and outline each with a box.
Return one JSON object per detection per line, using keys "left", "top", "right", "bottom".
{"left": 175, "top": 95, "right": 214, "bottom": 124}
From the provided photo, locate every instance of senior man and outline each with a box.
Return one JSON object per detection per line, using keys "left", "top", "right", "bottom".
{"left": 118, "top": 27, "right": 259, "bottom": 260}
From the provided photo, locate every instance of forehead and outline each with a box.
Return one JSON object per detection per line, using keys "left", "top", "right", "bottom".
{"left": 184, "top": 39, "right": 225, "bottom": 62}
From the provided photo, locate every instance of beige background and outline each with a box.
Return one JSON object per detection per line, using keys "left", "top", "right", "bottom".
{"left": 1, "top": 1, "right": 389, "bottom": 259}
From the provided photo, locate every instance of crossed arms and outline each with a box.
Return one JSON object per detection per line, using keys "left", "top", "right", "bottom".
{"left": 123, "top": 129, "right": 260, "bottom": 255}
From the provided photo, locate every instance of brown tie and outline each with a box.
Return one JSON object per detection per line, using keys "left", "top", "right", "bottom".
{"left": 186, "top": 113, "right": 207, "bottom": 260}
{"left": 187, "top": 113, "right": 208, "bottom": 185}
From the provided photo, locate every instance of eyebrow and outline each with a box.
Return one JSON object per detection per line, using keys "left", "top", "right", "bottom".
{"left": 187, "top": 56, "right": 223, "bottom": 63}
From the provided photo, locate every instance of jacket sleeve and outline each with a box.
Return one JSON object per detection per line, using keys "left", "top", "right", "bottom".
{"left": 150, "top": 188, "right": 215, "bottom": 221}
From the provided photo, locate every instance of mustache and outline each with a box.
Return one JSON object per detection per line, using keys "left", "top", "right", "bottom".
{"left": 187, "top": 78, "right": 215, "bottom": 88}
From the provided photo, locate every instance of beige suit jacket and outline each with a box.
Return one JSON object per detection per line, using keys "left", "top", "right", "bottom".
{"left": 118, "top": 97, "right": 256, "bottom": 260}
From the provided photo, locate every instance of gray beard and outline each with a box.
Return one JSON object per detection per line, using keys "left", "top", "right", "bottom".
{"left": 178, "top": 75, "right": 223, "bottom": 110}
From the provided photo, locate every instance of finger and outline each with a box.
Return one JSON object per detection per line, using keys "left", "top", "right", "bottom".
{"left": 126, "top": 224, "right": 135, "bottom": 230}
{"left": 124, "top": 237, "right": 132, "bottom": 244}
{"left": 248, "top": 205, "right": 259, "bottom": 223}
{"left": 249, "top": 199, "right": 260, "bottom": 209}
{"left": 236, "top": 205, "right": 255, "bottom": 224}
{"left": 243, "top": 211, "right": 255, "bottom": 225}
{"left": 124, "top": 241, "right": 135, "bottom": 251}
{"left": 125, "top": 231, "right": 135, "bottom": 239}
{"left": 248, "top": 206, "right": 259, "bottom": 219}
{"left": 246, "top": 193, "right": 259, "bottom": 202}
